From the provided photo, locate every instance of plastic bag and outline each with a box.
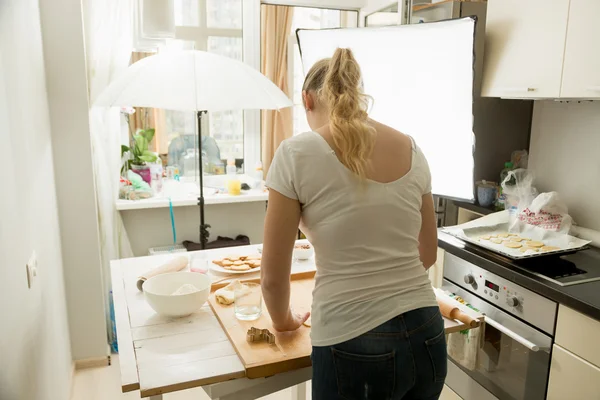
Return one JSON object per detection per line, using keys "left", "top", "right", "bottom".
{"left": 501, "top": 169, "right": 538, "bottom": 215}
{"left": 516, "top": 192, "right": 573, "bottom": 234}
{"left": 501, "top": 169, "right": 573, "bottom": 234}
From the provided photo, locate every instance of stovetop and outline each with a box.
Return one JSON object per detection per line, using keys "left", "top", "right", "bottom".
{"left": 514, "top": 247, "right": 600, "bottom": 286}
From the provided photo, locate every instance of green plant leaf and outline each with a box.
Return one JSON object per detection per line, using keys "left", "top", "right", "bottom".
{"left": 139, "top": 155, "right": 157, "bottom": 162}
{"left": 121, "top": 145, "right": 130, "bottom": 157}
{"left": 141, "top": 128, "right": 155, "bottom": 144}
{"left": 141, "top": 150, "right": 158, "bottom": 162}
{"left": 133, "top": 134, "right": 148, "bottom": 156}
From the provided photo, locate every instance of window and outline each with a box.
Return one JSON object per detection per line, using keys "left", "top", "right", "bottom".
{"left": 164, "top": 0, "right": 243, "bottom": 176}
{"left": 288, "top": 8, "right": 358, "bottom": 136}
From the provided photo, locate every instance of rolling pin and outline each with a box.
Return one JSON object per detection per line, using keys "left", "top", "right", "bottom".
{"left": 437, "top": 296, "right": 479, "bottom": 328}
{"left": 136, "top": 256, "right": 189, "bottom": 291}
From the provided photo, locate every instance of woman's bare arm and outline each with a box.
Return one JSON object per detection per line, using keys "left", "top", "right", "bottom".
{"left": 261, "top": 189, "right": 309, "bottom": 331}
{"left": 419, "top": 193, "right": 438, "bottom": 269}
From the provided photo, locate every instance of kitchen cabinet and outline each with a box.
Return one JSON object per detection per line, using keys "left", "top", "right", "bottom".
{"left": 555, "top": 305, "right": 600, "bottom": 367}
{"left": 482, "top": 0, "right": 570, "bottom": 98}
{"left": 560, "top": 0, "right": 600, "bottom": 98}
{"left": 547, "top": 306, "right": 600, "bottom": 399}
{"left": 547, "top": 345, "right": 600, "bottom": 400}
{"left": 483, "top": 0, "right": 600, "bottom": 99}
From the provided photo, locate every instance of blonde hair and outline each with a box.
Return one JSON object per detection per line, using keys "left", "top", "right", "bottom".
{"left": 302, "top": 48, "right": 376, "bottom": 179}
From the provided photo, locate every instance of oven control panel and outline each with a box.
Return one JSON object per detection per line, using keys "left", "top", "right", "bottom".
{"left": 444, "top": 253, "right": 557, "bottom": 335}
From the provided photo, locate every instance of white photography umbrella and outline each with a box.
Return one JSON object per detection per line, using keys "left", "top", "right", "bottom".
{"left": 95, "top": 50, "right": 292, "bottom": 248}
{"left": 95, "top": 50, "right": 291, "bottom": 111}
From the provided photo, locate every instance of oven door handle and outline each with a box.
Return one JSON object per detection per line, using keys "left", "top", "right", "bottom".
{"left": 484, "top": 316, "right": 545, "bottom": 352}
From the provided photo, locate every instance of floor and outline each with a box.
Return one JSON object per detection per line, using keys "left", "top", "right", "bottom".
{"left": 71, "top": 355, "right": 305, "bottom": 400}
{"left": 71, "top": 355, "right": 459, "bottom": 400}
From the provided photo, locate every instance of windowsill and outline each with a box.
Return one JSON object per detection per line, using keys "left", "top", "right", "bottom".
{"left": 116, "top": 188, "right": 268, "bottom": 211}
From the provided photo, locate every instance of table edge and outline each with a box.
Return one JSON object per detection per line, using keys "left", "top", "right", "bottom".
{"left": 110, "top": 261, "right": 140, "bottom": 392}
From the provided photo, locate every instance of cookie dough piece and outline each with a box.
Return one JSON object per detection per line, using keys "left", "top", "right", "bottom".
{"left": 504, "top": 242, "right": 523, "bottom": 249}
{"left": 222, "top": 260, "right": 233, "bottom": 267}
{"left": 479, "top": 235, "right": 491, "bottom": 240}
{"left": 542, "top": 246, "right": 560, "bottom": 252}
{"left": 231, "top": 264, "right": 251, "bottom": 271}
{"left": 498, "top": 233, "right": 510, "bottom": 238}
{"left": 520, "top": 247, "right": 539, "bottom": 253}
{"left": 227, "top": 255, "right": 241, "bottom": 262}
{"left": 490, "top": 238, "right": 503, "bottom": 244}
{"left": 527, "top": 241, "right": 545, "bottom": 248}
{"left": 212, "top": 259, "right": 224, "bottom": 267}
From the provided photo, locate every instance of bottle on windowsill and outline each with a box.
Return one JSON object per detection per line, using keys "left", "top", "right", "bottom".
{"left": 226, "top": 158, "right": 241, "bottom": 196}
{"left": 254, "top": 161, "right": 264, "bottom": 191}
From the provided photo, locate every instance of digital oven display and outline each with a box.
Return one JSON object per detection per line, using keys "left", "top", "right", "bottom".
{"left": 485, "top": 280, "right": 499, "bottom": 292}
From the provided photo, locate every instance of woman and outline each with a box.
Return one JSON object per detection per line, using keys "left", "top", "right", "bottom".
{"left": 261, "top": 48, "right": 446, "bottom": 400}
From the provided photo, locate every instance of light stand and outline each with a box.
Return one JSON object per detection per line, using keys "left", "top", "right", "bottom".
{"left": 197, "top": 110, "right": 210, "bottom": 249}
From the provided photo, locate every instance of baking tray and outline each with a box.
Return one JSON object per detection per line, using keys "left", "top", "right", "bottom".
{"left": 443, "top": 211, "right": 590, "bottom": 260}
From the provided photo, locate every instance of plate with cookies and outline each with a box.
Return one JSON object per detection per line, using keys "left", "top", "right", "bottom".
{"left": 211, "top": 254, "right": 262, "bottom": 274}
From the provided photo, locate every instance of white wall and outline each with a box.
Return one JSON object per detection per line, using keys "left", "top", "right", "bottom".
{"left": 529, "top": 101, "right": 600, "bottom": 231}
{"left": 38, "top": 0, "right": 108, "bottom": 360}
{"left": 0, "top": 0, "right": 73, "bottom": 399}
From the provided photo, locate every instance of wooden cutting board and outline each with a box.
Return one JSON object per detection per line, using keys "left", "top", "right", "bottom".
{"left": 208, "top": 273, "right": 315, "bottom": 379}
{"left": 209, "top": 273, "right": 480, "bottom": 379}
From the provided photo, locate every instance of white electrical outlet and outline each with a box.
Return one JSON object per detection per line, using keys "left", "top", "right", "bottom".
{"left": 26, "top": 251, "right": 38, "bottom": 289}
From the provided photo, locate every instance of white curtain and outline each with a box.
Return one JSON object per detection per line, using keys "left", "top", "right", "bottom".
{"left": 84, "top": 0, "right": 134, "bottom": 343}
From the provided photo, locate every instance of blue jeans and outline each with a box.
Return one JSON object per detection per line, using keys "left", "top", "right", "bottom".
{"left": 311, "top": 306, "right": 447, "bottom": 400}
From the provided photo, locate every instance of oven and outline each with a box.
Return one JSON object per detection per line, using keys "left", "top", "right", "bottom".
{"left": 442, "top": 254, "right": 558, "bottom": 400}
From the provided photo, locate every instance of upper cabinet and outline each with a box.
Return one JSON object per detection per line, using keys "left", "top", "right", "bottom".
{"left": 482, "top": 0, "right": 600, "bottom": 99}
{"left": 482, "top": 0, "right": 569, "bottom": 98}
{"left": 560, "top": 0, "right": 600, "bottom": 98}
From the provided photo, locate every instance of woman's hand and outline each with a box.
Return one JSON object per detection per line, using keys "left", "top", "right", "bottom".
{"left": 273, "top": 310, "right": 311, "bottom": 332}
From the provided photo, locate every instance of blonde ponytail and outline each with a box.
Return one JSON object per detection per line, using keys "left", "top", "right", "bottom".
{"left": 303, "top": 48, "right": 376, "bottom": 180}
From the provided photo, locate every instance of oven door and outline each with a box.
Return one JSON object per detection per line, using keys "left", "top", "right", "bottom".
{"left": 441, "top": 279, "right": 552, "bottom": 400}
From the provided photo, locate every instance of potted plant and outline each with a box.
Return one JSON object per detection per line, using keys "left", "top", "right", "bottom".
{"left": 121, "top": 108, "right": 158, "bottom": 185}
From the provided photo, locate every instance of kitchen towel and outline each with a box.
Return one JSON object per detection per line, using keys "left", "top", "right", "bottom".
{"left": 447, "top": 324, "right": 483, "bottom": 371}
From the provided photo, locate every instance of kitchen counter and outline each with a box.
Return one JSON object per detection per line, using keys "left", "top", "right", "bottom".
{"left": 438, "top": 231, "right": 600, "bottom": 322}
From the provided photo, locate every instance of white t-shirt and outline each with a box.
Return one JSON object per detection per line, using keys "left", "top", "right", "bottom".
{"left": 266, "top": 131, "right": 437, "bottom": 347}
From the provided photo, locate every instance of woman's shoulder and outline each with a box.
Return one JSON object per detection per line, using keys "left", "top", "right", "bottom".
{"left": 281, "top": 131, "right": 325, "bottom": 155}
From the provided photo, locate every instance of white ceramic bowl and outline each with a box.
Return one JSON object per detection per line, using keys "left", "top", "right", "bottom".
{"left": 293, "top": 244, "right": 314, "bottom": 260}
{"left": 143, "top": 272, "right": 211, "bottom": 317}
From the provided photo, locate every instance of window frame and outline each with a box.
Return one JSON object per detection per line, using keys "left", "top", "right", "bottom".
{"left": 171, "top": 0, "right": 245, "bottom": 167}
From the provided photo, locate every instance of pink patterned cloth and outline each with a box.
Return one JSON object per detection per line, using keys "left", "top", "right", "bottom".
{"left": 517, "top": 208, "right": 565, "bottom": 231}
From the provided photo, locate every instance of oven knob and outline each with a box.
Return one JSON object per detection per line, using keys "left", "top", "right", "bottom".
{"left": 506, "top": 296, "right": 520, "bottom": 307}
{"left": 464, "top": 274, "right": 475, "bottom": 285}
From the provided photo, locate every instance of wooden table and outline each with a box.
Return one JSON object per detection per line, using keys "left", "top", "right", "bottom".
{"left": 111, "top": 245, "right": 317, "bottom": 400}
{"left": 110, "top": 245, "right": 477, "bottom": 399}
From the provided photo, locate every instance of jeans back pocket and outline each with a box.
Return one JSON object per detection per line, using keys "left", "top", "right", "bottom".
{"left": 332, "top": 348, "right": 395, "bottom": 400}
{"left": 425, "top": 329, "right": 448, "bottom": 383}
